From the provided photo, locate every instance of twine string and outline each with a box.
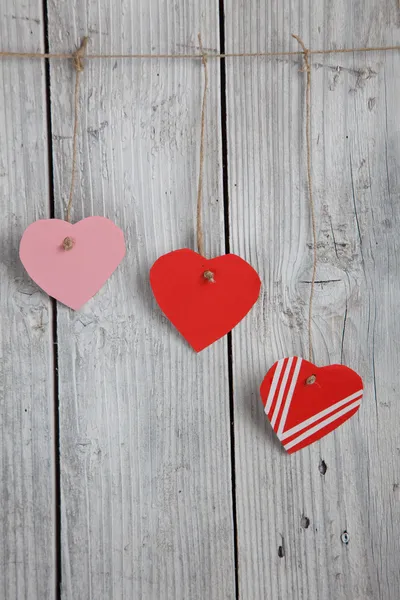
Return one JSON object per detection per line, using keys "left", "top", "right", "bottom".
{"left": 4, "top": 36, "right": 397, "bottom": 286}
{"left": 0, "top": 45, "right": 399, "bottom": 61}
{"left": 196, "top": 34, "right": 209, "bottom": 258}
{"left": 65, "top": 36, "right": 88, "bottom": 224}
{"left": 292, "top": 34, "right": 316, "bottom": 364}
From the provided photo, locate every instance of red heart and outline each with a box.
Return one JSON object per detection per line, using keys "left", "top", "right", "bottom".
{"left": 260, "top": 357, "right": 363, "bottom": 453}
{"left": 150, "top": 248, "right": 261, "bottom": 351}
{"left": 20, "top": 217, "right": 125, "bottom": 310}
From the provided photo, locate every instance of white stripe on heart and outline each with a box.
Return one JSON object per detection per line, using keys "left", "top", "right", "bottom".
{"left": 283, "top": 398, "right": 362, "bottom": 451}
{"left": 279, "top": 388, "right": 363, "bottom": 441}
{"left": 277, "top": 357, "right": 303, "bottom": 436}
{"left": 264, "top": 359, "right": 285, "bottom": 414}
{"left": 270, "top": 357, "right": 294, "bottom": 428}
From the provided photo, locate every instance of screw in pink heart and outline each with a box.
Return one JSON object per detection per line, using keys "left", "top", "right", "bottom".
{"left": 19, "top": 38, "right": 125, "bottom": 310}
{"left": 260, "top": 35, "right": 363, "bottom": 453}
{"left": 150, "top": 34, "right": 261, "bottom": 351}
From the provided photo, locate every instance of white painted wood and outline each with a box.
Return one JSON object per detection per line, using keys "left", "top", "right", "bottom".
{"left": 0, "top": 1, "right": 56, "bottom": 599}
{"left": 47, "top": 2, "right": 235, "bottom": 599}
{"left": 225, "top": 1, "right": 400, "bottom": 599}
{"left": 4, "top": 0, "right": 400, "bottom": 597}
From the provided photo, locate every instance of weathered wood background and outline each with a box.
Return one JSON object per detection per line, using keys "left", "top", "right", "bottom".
{"left": 1, "top": 0, "right": 399, "bottom": 598}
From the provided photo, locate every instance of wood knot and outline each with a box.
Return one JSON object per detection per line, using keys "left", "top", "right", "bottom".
{"left": 203, "top": 270, "right": 215, "bottom": 283}
{"left": 341, "top": 531, "right": 350, "bottom": 545}
{"left": 306, "top": 374, "right": 317, "bottom": 385}
{"left": 62, "top": 236, "right": 74, "bottom": 251}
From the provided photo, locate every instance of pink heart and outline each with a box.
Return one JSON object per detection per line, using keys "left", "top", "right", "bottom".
{"left": 20, "top": 217, "right": 125, "bottom": 310}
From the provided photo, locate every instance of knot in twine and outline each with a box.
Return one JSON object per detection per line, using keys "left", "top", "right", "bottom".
{"left": 73, "top": 36, "right": 88, "bottom": 72}
{"left": 292, "top": 34, "right": 311, "bottom": 74}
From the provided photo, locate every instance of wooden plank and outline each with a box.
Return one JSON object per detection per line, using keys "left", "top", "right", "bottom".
{"left": 0, "top": 2, "right": 56, "bottom": 599}
{"left": 46, "top": 3, "right": 236, "bottom": 599}
{"left": 225, "top": 1, "right": 400, "bottom": 598}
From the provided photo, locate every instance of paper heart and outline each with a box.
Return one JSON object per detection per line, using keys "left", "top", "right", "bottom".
{"left": 260, "top": 357, "right": 363, "bottom": 453}
{"left": 20, "top": 217, "right": 125, "bottom": 310}
{"left": 150, "top": 248, "right": 261, "bottom": 351}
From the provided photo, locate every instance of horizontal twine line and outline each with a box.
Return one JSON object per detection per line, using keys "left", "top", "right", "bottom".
{"left": 0, "top": 45, "right": 400, "bottom": 61}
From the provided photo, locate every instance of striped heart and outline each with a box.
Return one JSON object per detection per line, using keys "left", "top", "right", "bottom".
{"left": 260, "top": 357, "right": 363, "bottom": 454}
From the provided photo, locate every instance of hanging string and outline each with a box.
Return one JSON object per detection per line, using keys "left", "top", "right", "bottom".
{"left": 6, "top": 35, "right": 397, "bottom": 260}
{"left": 196, "top": 34, "right": 209, "bottom": 258}
{"left": 65, "top": 37, "right": 88, "bottom": 226}
{"left": 292, "top": 35, "right": 316, "bottom": 364}
{"left": 0, "top": 45, "right": 399, "bottom": 61}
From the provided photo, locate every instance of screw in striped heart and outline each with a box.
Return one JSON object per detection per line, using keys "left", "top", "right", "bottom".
{"left": 260, "top": 358, "right": 363, "bottom": 454}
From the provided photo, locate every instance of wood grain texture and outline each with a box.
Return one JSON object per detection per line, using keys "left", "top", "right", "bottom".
{"left": 0, "top": 1, "right": 56, "bottom": 599}
{"left": 46, "top": 2, "right": 235, "bottom": 598}
{"left": 225, "top": 1, "right": 400, "bottom": 599}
